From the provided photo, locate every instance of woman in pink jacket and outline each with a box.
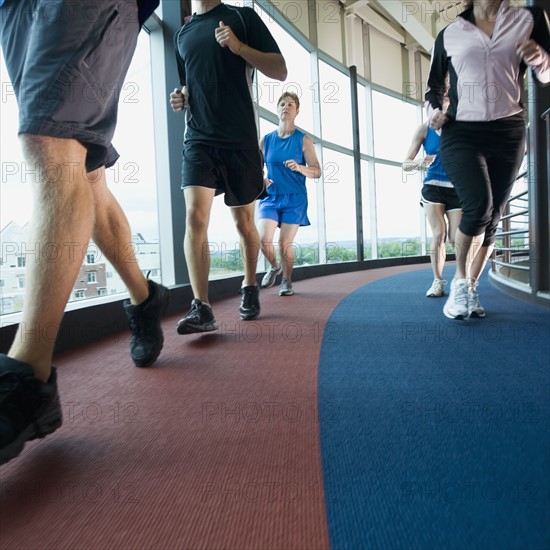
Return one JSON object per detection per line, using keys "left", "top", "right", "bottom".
{"left": 426, "top": 0, "right": 550, "bottom": 319}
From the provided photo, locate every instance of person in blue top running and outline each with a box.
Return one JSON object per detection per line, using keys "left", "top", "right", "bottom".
{"left": 258, "top": 92, "right": 321, "bottom": 296}
{"left": 403, "top": 120, "right": 462, "bottom": 298}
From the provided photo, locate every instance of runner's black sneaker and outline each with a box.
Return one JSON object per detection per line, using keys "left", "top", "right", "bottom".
{"left": 177, "top": 299, "right": 218, "bottom": 334}
{"left": 0, "top": 355, "right": 62, "bottom": 466}
{"left": 239, "top": 284, "right": 260, "bottom": 320}
{"left": 124, "top": 279, "right": 170, "bottom": 367}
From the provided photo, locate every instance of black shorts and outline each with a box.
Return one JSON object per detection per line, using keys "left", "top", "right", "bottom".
{"left": 181, "top": 143, "right": 266, "bottom": 207}
{"left": 420, "top": 184, "right": 461, "bottom": 212}
{"left": 0, "top": 0, "right": 140, "bottom": 172}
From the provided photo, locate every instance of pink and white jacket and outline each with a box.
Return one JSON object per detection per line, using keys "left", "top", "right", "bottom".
{"left": 425, "top": 0, "right": 550, "bottom": 122}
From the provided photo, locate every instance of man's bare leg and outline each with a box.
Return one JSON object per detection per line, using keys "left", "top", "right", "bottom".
{"left": 232, "top": 202, "right": 260, "bottom": 286}
{"left": 89, "top": 168, "right": 149, "bottom": 305}
{"left": 183, "top": 187, "right": 216, "bottom": 302}
{"left": 8, "top": 136, "right": 94, "bottom": 382}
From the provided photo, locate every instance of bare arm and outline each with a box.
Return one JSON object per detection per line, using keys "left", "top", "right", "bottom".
{"left": 283, "top": 136, "right": 321, "bottom": 179}
{"left": 215, "top": 21, "right": 287, "bottom": 81}
{"left": 403, "top": 123, "right": 429, "bottom": 171}
{"left": 241, "top": 45, "right": 287, "bottom": 81}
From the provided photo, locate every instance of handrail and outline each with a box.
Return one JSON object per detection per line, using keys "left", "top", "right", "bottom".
{"left": 492, "top": 162, "right": 529, "bottom": 279}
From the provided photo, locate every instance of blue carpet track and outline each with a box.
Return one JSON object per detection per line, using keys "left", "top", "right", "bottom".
{"left": 319, "top": 268, "right": 550, "bottom": 550}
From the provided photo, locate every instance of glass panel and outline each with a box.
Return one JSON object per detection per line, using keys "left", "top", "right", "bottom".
{"left": 294, "top": 148, "right": 321, "bottom": 268}
{"left": 0, "top": 32, "right": 160, "bottom": 315}
{"left": 323, "top": 148, "right": 357, "bottom": 262}
{"left": 375, "top": 163, "right": 422, "bottom": 258}
{"left": 255, "top": 6, "right": 315, "bottom": 134}
{"left": 358, "top": 84, "right": 369, "bottom": 155}
{"left": 259, "top": 118, "right": 278, "bottom": 140}
{"left": 102, "top": 31, "right": 161, "bottom": 291}
{"left": 361, "top": 160, "right": 372, "bottom": 260}
{"left": 318, "top": 61, "right": 352, "bottom": 150}
{"left": 208, "top": 197, "right": 243, "bottom": 280}
{"left": 372, "top": 91, "right": 418, "bottom": 161}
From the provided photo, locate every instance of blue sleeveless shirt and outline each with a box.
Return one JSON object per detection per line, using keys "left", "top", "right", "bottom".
{"left": 264, "top": 129, "right": 306, "bottom": 195}
{"left": 423, "top": 127, "right": 452, "bottom": 187}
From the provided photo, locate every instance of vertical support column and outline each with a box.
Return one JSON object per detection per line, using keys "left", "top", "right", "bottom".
{"left": 152, "top": 0, "right": 188, "bottom": 285}
{"left": 362, "top": 22, "right": 376, "bottom": 259}
{"left": 527, "top": 0, "right": 550, "bottom": 295}
{"left": 349, "top": 65, "right": 364, "bottom": 261}
{"left": 308, "top": 0, "right": 326, "bottom": 265}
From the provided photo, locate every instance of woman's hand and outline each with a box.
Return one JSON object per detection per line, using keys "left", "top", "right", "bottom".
{"left": 422, "top": 154, "right": 436, "bottom": 168}
{"left": 517, "top": 39, "right": 545, "bottom": 67}
{"left": 429, "top": 108, "right": 448, "bottom": 131}
{"left": 284, "top": 160, "right": 302, "bottom": 173}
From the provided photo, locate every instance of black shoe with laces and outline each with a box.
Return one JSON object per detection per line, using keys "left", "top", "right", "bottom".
{"left": 177, "top": 299, "right": 218, "bottom": 334}
{"left": 239, "top": 284, "right": 260, "bottom": 320}
{"left": 0, "top": 354, "right": 62, "bottom": 465}
{"left": 123, "top": 279, "right": 170, "bottom": 367}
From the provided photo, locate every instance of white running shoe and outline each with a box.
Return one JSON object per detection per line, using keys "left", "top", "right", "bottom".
{"left": 467, "top": 283, "right": 486, "bottom": 318}
{"left": 279, "top": 278, "right": 294, "bottom": 296}
{"left": 261, "top": 265, "right": 282, "bottom": 288}
{"left": 443, "top": 278, "right": 469, "bottom": 319}
{"left": 426, "top": 279, "right": 445, "bottom": 297}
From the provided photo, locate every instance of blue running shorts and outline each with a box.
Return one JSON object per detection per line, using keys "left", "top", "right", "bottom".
{"left": 257, "top": 192, "right": 310, "bottom": 226}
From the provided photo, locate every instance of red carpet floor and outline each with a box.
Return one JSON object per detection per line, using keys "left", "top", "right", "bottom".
{"left": 0, "top": 265, "right": 427, "bottom": 550}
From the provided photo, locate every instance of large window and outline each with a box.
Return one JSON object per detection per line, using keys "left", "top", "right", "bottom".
{"left": 375, "top": 163, "right": 422, "bottom": 258}
{"left": 372, "top": 91, "right": 419, "bottom": 161}
{"left": 255, "top": 4, "right": 315, "bottom": 134}
{"left": 0, "top": 31, "right": 160, "bottom": 315}
{"left": 323, "top": 149, "right": 357, "bottom": 261}
{"left": 318, "top": 61, "right": 353, "bottom": 150}
{"left": 361, "top": 160, "right": 373, "bottom": 260}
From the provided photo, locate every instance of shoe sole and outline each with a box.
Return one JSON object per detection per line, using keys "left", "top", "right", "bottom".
{"left": 279, "top": 291, "right": 294, "bottom": 296}
{"left": 133, "top": 289, "right": 170, "bottom": 367}
{"left": 0, "top": 406, "right": 62, "bottom": 465}
{"left": 239, "top": 310, "right": 260, "bottom": 321}
{"left": 443, "top": 306, "right": 467, "bottom": 320}
{"left": 469, "top": 311, "right": 486, "bottom": 318}
{"left": 261, "top": 269, "right": 282, "bottom": 289}
{"left": 177, "top": 321, "right": 218, "bottom": 335}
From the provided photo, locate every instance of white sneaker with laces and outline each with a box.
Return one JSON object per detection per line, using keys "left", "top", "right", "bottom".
{"left": 467, "top": 283, "right": 486, "bottom": 318}
{"left": 443, "top": 278, "right": 469, "bottom": 319}
{"left": 279, "top": 278, "right": 294, "bottom": 296}
{"left": 261, "top": 265, "right": 282, "bottom": 288}
{"left": 426, "top": 279, "right": 445, "bottom": 297}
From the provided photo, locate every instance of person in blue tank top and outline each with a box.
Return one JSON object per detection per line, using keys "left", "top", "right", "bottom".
{"left": 403, "top": 121, "right": 462, "bottom": 298}
{"left": 257, "top": 92, "right": 321, "bottom": 296}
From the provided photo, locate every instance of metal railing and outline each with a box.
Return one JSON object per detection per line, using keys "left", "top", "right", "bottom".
{"left": 491, "top": 106, "right": 550, "bottom": 307}
{"left": 492, "top": 169, "right": 531, "bottom": 284}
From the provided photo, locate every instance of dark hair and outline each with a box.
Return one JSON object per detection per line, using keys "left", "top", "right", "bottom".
{"left": 277, "top": 92, "right": 300, "bottom": 111}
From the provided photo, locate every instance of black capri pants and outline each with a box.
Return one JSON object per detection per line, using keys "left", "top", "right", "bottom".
{"left": 439, "top": 114, "right": 526, "bottom": 247}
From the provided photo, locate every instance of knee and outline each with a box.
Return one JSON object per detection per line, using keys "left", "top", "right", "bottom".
{"left": 459, "top": 205, "right": 492, "bottom": 236}
{"left": 431, "top": 230, "right": 446, "bottom": 246}
{"left": 186, "top": 208, "right": 209, "bottom": 234}
{"left": 260, "top": 236, "right": 274, "bottom": 250}
{"left": 235, "top": 217, "right": 256, "bottom": 239}
{"left": 279, "top": 240, "right": 295, "bottom": 258}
